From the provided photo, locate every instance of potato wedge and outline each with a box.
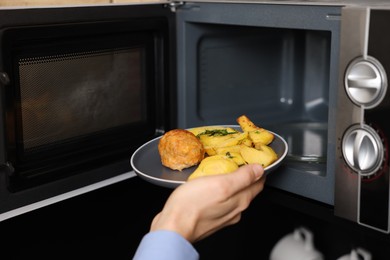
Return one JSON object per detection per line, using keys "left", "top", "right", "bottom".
{"left": 215, "top": 145, "right": 247, "bottom": 165}
{"left": 237, "top": 115, "right": 274, "bottom": 145}
{"left": 240, "top": 144, "right": 277, "bottom": 168}
{"left": 240, "top": 137, "right": 253, "bottom": 147}
{"left": 254, "top": 143, "right": 278, "bottom": 162}
{"left": 215, "top": 145, "right": 242, "bottom": 154}
{"left": 248, "top": 129, "right": 274, "bottom": 145}
{"left": 199, "top": 131, "right": 248, "bottom": 156}
{"left": 225, "top": 152, "right": 246, "bottom": 166}
{"left": 237, "top": 114, "right": 259, "bottom": 132}
{"left": 188, "top": 154, "right": 239, "bottom": 180}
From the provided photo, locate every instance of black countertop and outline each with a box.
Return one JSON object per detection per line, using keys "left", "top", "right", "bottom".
{"left": 1, "top": 176, "right": 390, "bottom": 260}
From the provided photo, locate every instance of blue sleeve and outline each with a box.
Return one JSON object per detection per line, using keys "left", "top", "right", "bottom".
{"left": 133, "top": 230, "right": 199, "bottom": 260}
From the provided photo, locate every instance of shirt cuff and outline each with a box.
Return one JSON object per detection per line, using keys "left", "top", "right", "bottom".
{"left": 133, "top": 230, "right": 199, "bottom": 260}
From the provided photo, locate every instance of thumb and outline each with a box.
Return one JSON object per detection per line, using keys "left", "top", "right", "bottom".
{"left": 224, "top": 163, "right": 264, "bottom": 192}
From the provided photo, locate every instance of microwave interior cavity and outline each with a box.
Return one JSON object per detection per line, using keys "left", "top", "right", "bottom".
{"left": 196, "top": 25, "right": 330, "bottom": 125}
{"left": 181, "top": 23, "right": 331, "bottom": 173}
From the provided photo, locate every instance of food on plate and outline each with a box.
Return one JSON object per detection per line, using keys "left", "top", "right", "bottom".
{"left": 158, "top": 129, "right": 205, "bottom": 171}
{"left": 214, "top": 145, "right": 246, "bottom": 165}
{"left": 239, "top": 144, "right": 278, "bottom": 167}
{"left": 187, "top": 125, "right": 232, "bottom": 136}
{"left": 237, "top": 114, "right": 274, "bottom": 145}
{"left": 188, "top": 154, "right": 239, "bottom": 181}
{"left": 156, "top": 115, "right": 279, "bottom": 179}
{"left": 187, "top": 115, "right": 278, "bottom": 180}
{"left": 195, "top": 129, "right": 248, "bottom": 156}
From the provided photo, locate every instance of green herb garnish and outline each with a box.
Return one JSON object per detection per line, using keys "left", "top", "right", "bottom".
{"left": 226, "top": 152, "right": 234, "bottom": 158}
{"left": 197, "top": 129, "right": 238, "bottom": 137}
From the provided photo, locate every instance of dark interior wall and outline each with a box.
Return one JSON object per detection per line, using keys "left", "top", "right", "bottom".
{"left": 1, "top": 177, "right": 389, "bottom": 260}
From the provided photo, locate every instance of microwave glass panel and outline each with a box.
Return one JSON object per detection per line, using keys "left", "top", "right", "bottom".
{"left": 2, "top": 21, "right": 162, "bottom": 189}
{"left": 18, "top": 48, "right": 144, "bottom": 150}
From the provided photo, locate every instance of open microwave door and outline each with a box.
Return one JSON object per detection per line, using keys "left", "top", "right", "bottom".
{"left": 0, "top": 3, "right": 176, "bottom": 220}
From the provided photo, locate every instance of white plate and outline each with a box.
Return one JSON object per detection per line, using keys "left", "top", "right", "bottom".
{"left": 130, "top": 125, "right": 288, "bottom": 188}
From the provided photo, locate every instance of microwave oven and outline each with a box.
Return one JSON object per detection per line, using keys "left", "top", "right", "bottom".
{"left": 0, "top": 0, "right": 389, "bottom": 234}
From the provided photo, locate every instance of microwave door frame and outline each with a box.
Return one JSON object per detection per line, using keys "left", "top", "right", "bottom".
{"left": 174, "top": 2, "right": 341, "bottom": 206}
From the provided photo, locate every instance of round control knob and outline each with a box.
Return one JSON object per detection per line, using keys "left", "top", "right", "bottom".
{"left": 344, "top": 56, "right": 387, "bottom": 109}
{"left": 342, "top": 124, "right": 384, "bottom": 177}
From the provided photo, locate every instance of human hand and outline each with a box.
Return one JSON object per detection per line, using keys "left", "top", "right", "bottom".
{"left": 150, "top": 163, "right": 266, "bottom": 243}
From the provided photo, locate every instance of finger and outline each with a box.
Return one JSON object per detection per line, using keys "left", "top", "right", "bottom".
{"left": 219, "top": 174, "right": 265, "bottom": 220}
{"left": 203, "top": 173, "right": 265, "bottom": 226}
{"left": 247, "top": 174, "right": 266, "bottom": 199}
{"left": 221, "top": 163, "right": 264, "bottom": 195}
